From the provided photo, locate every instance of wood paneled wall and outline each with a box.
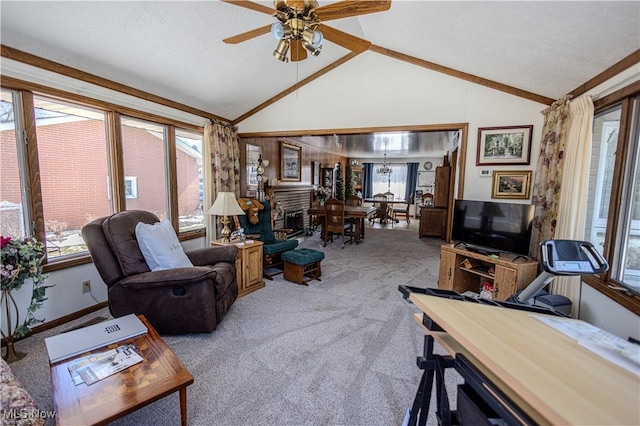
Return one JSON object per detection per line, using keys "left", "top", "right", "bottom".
{"left": 239, "top": 137, "right": 346, "bottom": 196}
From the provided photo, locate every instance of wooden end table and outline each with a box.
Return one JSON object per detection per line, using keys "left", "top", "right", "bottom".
{"left": 50, "top": 315, "right": 193, "bottom": 426}
{"left": 211, "top": 239, "right": 265, "bottom": 297}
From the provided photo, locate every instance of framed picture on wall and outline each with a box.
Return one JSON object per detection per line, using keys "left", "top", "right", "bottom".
{"left": 477, "top": 125, "right": 533, "bottom": 165}
{"left": 322, "top": 167, "right": 334, "bottom": 190}
{"left": 280, "top": 141, "right": 301, "bottom": 182}
{"left": 492, "top": 170, "right": 532, "bottom": 199}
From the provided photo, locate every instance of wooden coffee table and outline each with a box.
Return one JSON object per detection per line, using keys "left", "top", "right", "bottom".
{"left": 50, "top": 315, "right": 193, "bottom": 426}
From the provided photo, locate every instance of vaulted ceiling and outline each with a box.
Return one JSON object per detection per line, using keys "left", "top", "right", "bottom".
{"left": 2, "top": 0, "right": 639, "bottom": 126}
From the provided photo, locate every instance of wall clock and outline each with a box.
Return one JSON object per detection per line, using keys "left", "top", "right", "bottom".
{"left": 423, "top": 161, "right": 433, "bottom": 171}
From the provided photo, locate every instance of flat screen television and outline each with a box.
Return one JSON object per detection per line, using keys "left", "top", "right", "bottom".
{"left": 451, "top": 199, "right": 534, "bottom": 257}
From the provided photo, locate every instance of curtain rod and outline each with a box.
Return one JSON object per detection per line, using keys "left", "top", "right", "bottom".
{"left": 209, "top": 118, "right": 237, "bottom": 130}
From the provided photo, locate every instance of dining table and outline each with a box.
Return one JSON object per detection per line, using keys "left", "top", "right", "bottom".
{"left": 307, "top": 205, "right": 376, "bottom": 244}
{"left": 363, "top": 198, "right": 408, "bottom": 224}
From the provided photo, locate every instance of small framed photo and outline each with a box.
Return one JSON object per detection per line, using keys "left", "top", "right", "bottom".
{"left": 280, "top": 141, "right": 301, "bottom": 182}
{"left": 477, "top": 125, "right": 533, "bottom": 165}
{"left": 492, "top": 170, "right": 532, "bottom": 199}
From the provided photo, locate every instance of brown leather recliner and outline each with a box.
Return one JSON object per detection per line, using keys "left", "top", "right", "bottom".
{"left": 81, "top": 210, "right": 238, "bottom": 334}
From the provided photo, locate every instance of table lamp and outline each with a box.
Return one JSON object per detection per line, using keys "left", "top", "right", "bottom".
{"left": 208, "top": 192, "right": 245, "bottom": 243}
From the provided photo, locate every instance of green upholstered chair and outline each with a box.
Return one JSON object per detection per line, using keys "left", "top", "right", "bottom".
{"left": 236, "top": 200, "right": 298, "bottom": 279}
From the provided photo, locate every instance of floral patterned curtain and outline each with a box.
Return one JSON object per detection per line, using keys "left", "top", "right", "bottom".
{"left": 529, "top": 95, "right": 571, "bottom": 258}
{"left": 203, "top": 121, "right": 241, "bottom": 241}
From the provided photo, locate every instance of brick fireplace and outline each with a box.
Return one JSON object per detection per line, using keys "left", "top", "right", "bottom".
{"left": 271, "top": 186, "right": 313, "bottom": 237}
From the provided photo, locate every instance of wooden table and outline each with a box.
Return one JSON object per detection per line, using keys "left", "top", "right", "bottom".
{"left": 307, "top": 205, "right": 376, "bottom": 244}
{"left": 50, "top": 315, "right": 194, "bottom": 426}
{"left": 212, "top": 239, "right": 265, "bottom": 297}
{"left": 408, "top": 293, "right": 640, "bottom": 425}
{"left": 363, "top": 198, "right": 407, "bottom": 224}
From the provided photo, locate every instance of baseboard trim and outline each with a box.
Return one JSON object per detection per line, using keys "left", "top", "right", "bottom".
{"left": 1, "top": 301, "right": 109, "bottom": 347}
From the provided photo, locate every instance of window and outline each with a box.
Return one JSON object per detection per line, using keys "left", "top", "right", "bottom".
{"left": 120, "top": 116, "right": 168, "bottom": 220}
{"left": 124, "top": 176, "right": 138, "bottom": 199}
{"left": 585, "top": 90, "right": 640, "bottom": 311}
{"left": 175, "top": 128, "right": 204, "bottom": 233}
{"left": 33, "top": 95, "right": 111, "bottom": 259}
{"left": 0, "top": 89, "right": 28, "bottom": 239}
{"left": 371, "top": 163, "right": 407, "bottom": 198}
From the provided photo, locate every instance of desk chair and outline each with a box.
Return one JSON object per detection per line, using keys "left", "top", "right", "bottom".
{"left": 323, "top": 198, "right": 353, "bottom": 248}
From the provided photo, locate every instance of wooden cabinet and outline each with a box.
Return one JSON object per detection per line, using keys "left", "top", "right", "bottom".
{"left": 419, "top": 206, "right": 446, "bottom": 238}
{"left": 434, "top": 165, "right": 450, "bottom": 207}
{"left": 438, "top": 244, "right": 538, "bottom": 301}
{"left": 212, "top": 240, "right": 265, "bottom": 297}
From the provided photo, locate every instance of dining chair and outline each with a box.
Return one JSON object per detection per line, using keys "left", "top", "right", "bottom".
{"left": 323, "top": 198, "right": 353, "bottom": 248}
{"left": 345, "top": 195, "right": 363, "bottom": 206}
{"left": 370, "top": 193, "right": 388, "bottom": 224}
{"left": 345, "top": 195, "right": 363, "bottom": 239}
{"left": 421, "top": 192, "right": 434, "bottom": 207}
{"left": 393, "top": 192, "right": 414, "bottom": 224}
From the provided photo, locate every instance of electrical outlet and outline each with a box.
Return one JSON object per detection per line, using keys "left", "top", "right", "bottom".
{"left": 82, "top": 280, "right": 91, "bottom": 293}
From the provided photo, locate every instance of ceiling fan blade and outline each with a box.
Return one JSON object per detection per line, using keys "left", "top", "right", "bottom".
{"left": 316, "top": 0, "right": 391, "bottom": 21}
{"left": 320, "top": 24, "right": 371, "bottom": 53}
{"left": 220, "top": 0, "right": 275, "bottom": 15}
{"left": 223, "top": 24, "right": 272, "bottom": 44}
{"left": 290, "top": 40, "right": 308, "bottom": 61}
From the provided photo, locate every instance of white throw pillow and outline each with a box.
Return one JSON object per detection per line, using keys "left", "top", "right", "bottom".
{"left": 135, "top": 219, "right": 193, "bottom": 271}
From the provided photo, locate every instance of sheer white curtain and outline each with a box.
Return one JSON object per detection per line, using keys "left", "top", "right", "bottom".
{"left": 552, "top": 95, "right": 594, "bottom": 317}
{"left": 371, "top": 164, "right": 407, "bottom": 196}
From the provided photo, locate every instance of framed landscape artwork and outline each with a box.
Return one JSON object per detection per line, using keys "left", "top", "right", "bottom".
{"left": 477, "top": 125, "right": 533, "bottom": 165}
{"left": 492, "top": 170, "right": 532, "bottom": 199}
{"left": 280, "top": 141, "right": 301, "bottom": 182}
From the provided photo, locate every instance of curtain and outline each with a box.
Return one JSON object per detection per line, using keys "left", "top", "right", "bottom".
{"left": 551, "top": 95, "right": 594, "bottom": 317}
{"left": 203, "top": 121, "right": 241, "bottom": 241}
{"left": 406, "top": 162, "right": 419, "bottom": 201}
{"left": 529, "top": 95, "right": 571, "bottom": 258}
{"left": 363, "top": 162, "right": 374, "bottom": 199}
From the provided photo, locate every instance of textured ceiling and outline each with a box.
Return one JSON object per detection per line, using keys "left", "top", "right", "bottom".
{"left": 1, "top": 0, "right": 638, "bottom": 126}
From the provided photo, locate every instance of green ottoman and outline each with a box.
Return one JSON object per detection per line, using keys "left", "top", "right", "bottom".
{"left": 282, "top": 248, "right": 325, "bottom": 285}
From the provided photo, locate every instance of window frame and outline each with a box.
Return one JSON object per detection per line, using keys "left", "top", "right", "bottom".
{"left": 1, "top": 77, "right": 205, "bottom": 273}
{"left": 584, "top": 81, "right": 640, "bottom": 315}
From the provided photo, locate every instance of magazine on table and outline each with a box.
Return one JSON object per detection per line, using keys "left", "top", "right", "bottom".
{"left": 68, "top": 343, "right": 143, "bottom": 385}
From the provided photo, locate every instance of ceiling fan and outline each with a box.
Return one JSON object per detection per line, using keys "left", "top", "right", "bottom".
{"left": 222, "top": 0, "right": 391, "bottom": 62}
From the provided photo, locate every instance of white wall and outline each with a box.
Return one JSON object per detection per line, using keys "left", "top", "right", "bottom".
{"left": 580, "top": 284, "right": 640, "bottom": 340}
{"left": 238, "top": 52, "right": 547, "bottom": 202}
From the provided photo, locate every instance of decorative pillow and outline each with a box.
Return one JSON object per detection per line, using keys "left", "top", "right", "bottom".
{"left": 135, "top": 219, "right": 193, "bottom": 271}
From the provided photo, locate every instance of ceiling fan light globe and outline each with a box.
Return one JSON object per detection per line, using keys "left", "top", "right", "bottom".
{"left": 271, "top": 22, "right": 285, "bottom": 40}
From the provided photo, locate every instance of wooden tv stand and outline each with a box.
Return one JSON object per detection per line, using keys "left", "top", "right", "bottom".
{"left": 438, "top": 244, "right": 538, "bottom": 301}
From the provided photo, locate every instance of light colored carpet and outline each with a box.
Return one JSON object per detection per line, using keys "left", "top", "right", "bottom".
{"left": 7, "top": 222, "right": 463, "bottom": 425}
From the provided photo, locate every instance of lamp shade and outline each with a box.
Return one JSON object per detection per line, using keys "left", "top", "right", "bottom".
{"left": 208, "top": 192, "right": 245, "bottom": 216}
